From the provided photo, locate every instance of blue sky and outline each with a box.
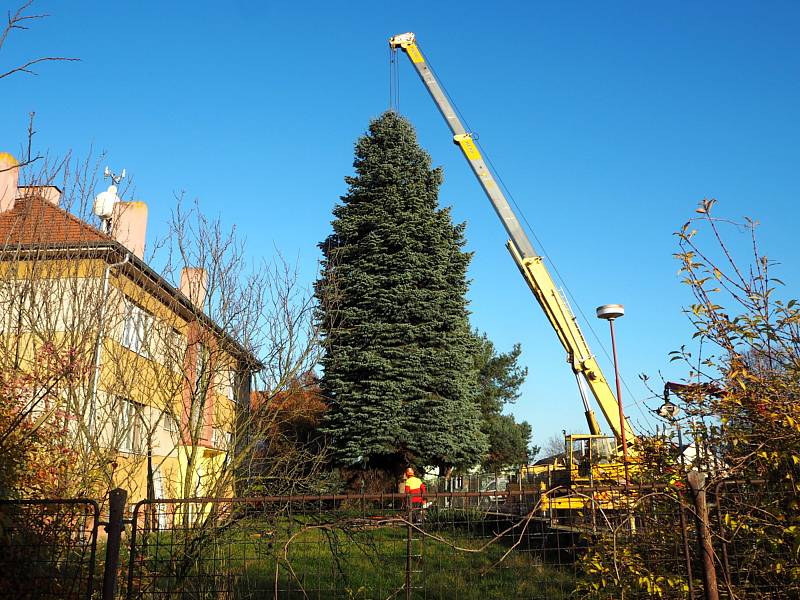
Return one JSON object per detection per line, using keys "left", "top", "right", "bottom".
{"left": 2, "top": 1, "right": 798, "bottom": 450}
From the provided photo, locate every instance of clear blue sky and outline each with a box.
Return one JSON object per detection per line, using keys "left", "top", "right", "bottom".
{"left": 2, "top": 1, "right": 798, "bottom": 450}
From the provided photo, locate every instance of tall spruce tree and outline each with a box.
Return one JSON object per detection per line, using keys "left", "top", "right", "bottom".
{"left": 316, "top": 112, "right": 487, "bottom": 473}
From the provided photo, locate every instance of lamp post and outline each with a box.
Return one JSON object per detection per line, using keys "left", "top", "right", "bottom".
{"left": 596, "top": 304, "right": 629, "bottom": 480}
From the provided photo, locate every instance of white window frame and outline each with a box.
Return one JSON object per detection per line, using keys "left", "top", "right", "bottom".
{"left": 161, "top": 410, "right": 179, "bottom": 436}
{"left": 195, "top": 342, "right": 209, "bottom": 388}
{"left": 121, "top": 300, "right": 153, "bottom": 356}
{"left": 189, "top": 397, "right": 202, "bottom": 439}
{"left": 118, "top": 398, "right": 131, "bottom": 451}
{"left": 153, "top": 467, "right": 168, "bottom": 529}
{"left": 119, "top": 398, "right": 145, "bottom": 454}
{"left": 218, "top": 369, "right": 236, "bottom": 401}
{"left": 169, "top": 328, "right": 185, "bottom": 370}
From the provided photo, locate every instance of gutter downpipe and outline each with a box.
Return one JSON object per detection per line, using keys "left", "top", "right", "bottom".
{"left": 87, "top": 252, "right": 131, "bottom": 438}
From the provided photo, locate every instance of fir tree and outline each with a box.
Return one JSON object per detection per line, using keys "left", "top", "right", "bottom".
{"left": 316, "top": 112, "right": 487, "bottom": 473}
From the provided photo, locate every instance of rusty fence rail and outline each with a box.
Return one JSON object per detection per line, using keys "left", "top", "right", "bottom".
{"left": 0, "top": 497, "right": 100, "bottom": 600}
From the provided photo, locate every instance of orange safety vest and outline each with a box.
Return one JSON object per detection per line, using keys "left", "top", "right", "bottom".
{"left": 404, "top": 476, "right": 426, "bottom": 505}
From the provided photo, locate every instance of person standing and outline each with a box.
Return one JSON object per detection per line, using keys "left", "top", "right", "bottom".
{"left": 404, "top": 467, "right": 426, "bottom": 521}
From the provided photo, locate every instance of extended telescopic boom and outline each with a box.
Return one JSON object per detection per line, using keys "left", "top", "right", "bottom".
{"left": 389, "top": 32, "right": 636, "bottom": 447}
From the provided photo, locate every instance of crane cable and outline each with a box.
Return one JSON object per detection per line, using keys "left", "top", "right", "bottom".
{"left": 424, "top": 54, "right": 477, "bottom": 143}
{"left": 389, "top": 47, "right": 400, "bottom": 112}
{"left": 388, "top": 47, "right": 393, "bottom": 110}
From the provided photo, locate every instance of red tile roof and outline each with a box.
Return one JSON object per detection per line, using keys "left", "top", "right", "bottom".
{"left": 0, "top": 195, "right": 110, "bottom": 246}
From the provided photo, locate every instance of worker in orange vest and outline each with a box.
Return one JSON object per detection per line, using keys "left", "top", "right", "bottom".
{"left": 404, "top": 467, "right": 426, "bottom": 520}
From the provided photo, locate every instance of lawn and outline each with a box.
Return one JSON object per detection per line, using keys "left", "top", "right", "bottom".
{"left": 128, "top": 508, "right": 580, "bottom": 599}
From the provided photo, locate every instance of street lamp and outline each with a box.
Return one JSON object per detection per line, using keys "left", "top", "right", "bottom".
{"left": 658, "top": 389, "right": 685, "bottom": 468}
{"left": 596, "top": 304, "right": 630, "bottom": 478}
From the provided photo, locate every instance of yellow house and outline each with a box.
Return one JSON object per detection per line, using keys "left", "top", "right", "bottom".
{"left": 0, "top": 153, "right": 260, "bottom": 504}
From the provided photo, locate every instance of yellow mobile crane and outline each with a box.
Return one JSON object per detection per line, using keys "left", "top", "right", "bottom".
{"left": 389, "top": 33, "right": 636, "bottom": 505}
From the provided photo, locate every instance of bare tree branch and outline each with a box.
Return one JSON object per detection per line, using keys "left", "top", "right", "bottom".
{"left": 0, "top": 1, "right": 79, "bottom": 82}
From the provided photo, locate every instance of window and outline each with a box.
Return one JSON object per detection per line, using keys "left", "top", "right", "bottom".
{"left": 591, "top": 437, "right": 614, "bottom": 463}
{"left": 153, "top": 468, "right": 168, "bottom": 530}
{"left": 161, "top": 410, "right": 179, "bottom": 435}
{"left": 211, "top": 428, "right": 233, "bottom": 452}
{"left": 189, "top": 399, "right": 202, "bottom": 437}
{"left": 118, "top": 398, "right": 131, "bottom": 450}
{"left": 169, "top": 328, "right": 185, "bottom": 367}
{"left": 65, "top": 411, "right": 80, "bottom": 441}
{"left": 218, "top": 370, "right": 236, "bottom": 401}
{"left": 223, "top": 432, "right": 234, "bottom": 467}
{"left": 119, "top": 398, "right": 145, "bottom": 453}
{"left": 195, "top": 342, "right": 211, "bottom": 390}
{"left": 194, "top": 470, "right": 204, "bottom": 497}
{"left": 212, "top": 427, "right": 227, "bottom": 450}
{"left": 121, "top": 300, "right": 153, "bottom": 356}
{"left": 186, "top": 342, "right": 211, "bottom": 441}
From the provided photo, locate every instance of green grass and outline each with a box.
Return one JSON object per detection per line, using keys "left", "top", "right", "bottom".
{"left": 130, "top": 512, "right": 579, "bottom": 599}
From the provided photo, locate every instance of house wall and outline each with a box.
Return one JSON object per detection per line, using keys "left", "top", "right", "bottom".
{"left": 0, "top": 254, "right": 244, "bottom": 502}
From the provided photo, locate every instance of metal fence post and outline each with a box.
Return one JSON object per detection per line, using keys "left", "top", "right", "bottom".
{"left": 677, "top": 493, "right": 695, "bottom": 598}
{"left": 102, "top": 488, "right": 128, "bottom": 600}
{"left": 405, "top": 499, "right": 412, "bottom": 600}
{"left": 687, "top": 472, "right": 718, "bottom": 600}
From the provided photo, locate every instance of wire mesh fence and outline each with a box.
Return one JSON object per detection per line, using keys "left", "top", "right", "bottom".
{"left": 0, "top": 474, "right": 797, "bottom": 599}
{"left": 711, "top": 479, "right": 799, "bottom": 598}
{"left": 546, "top": 477, "right": 799, "bottom": 599}
{"left": 0, "top": 498, "right": 100, "bottom": 600}
{"left": 123, "top": 489, "right": 582, "bottom": 599}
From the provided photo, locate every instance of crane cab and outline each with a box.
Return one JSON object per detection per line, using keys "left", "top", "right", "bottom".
{"left": 565, "top": 434, "right": 621, "bottom": 485}
{"left": 517, "top": 433, "right": 621, "bottom": 491}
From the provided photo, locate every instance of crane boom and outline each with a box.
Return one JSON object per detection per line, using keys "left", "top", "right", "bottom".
{"left": 389, "top": 32, "right": 636, "bottom": 446}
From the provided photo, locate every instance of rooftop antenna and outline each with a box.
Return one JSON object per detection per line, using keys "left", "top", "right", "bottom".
{"left": 104, "top": 166, "right": 126, "bottom": 185}
{"left": 93, "top": 166, "right": 126, "bottom": 233}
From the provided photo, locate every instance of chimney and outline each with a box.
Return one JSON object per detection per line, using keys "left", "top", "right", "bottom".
{"left": 111, "top": 201, "right": 148, "bottom": 259}
{"left": 180, "top": 267, "right": 208, "bottom": 308}
{"left": 0, "top": 152, "right": 19, "bottom": 213}
{"left": 17, "top": 185, "right": 62, "bottom": 205}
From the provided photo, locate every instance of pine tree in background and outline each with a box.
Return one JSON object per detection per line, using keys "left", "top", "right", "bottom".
{"left": 315, "top": 112, "right": 487, "bottom": 474}
{"left": 471, "top": 331, "right": 537, "bottom": 469}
